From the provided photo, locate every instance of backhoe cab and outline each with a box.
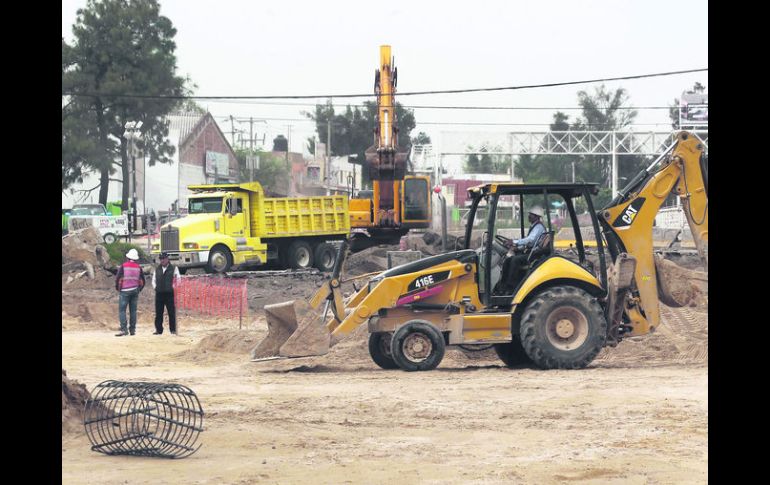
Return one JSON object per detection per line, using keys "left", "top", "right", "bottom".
{"left": 253, "top": 131, "right": 707, "bottom": 372}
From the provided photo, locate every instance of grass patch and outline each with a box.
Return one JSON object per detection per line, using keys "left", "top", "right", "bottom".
{"left": 104, "top": 242, "right": 151, "bottom": 264}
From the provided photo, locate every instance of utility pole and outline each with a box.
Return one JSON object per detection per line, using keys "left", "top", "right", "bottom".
{"left": 327, "top": 119, "right": 331, "bottom": 194}
{"left": 230, "top": 115, "right": 236, "bottom": 146}
{"left": 249, "top": 117, "right": 254, "bottom": 152}
{"left": 123, "top": 121, "right": 143, "bottom": 241}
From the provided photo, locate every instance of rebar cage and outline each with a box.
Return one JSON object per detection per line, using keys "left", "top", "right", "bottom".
{"left": 84, "top": 380, "right": 204, "bottom": 458}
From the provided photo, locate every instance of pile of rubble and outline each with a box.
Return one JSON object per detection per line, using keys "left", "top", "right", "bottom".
{"left": 62, "top": 369, "right": 90, "bottom": 434}
{"left": 61, "top": 227, "right": 113, "bottom": 279}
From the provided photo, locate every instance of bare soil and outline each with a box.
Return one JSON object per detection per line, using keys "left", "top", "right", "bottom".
{"left": 62, "top": 261, "right": 707, "bottom": 484}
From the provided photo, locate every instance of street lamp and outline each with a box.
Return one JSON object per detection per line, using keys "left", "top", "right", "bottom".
{"left": 123, "top": 121, "right": 143, "bottom": 240}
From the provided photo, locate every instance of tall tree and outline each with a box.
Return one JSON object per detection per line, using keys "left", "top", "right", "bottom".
{"left": 411, "top": 131, "right": 432, "bottom": 145}
{"left": 304, "top": 100, "right": 416, "bottom": 187}
{"left": 62, "top": 0, "right": 188, "bottom": 207}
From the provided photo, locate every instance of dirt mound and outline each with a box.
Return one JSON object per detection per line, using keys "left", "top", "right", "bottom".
{"left": 595, "top": 305, "right": 707, "bottom": 367}
{"left": 344, "top": 246, "right": 390, "bottom": 276}
{"left": 177, "top": 328, "right": 264, "bottom": 362}
{"left": 655, "top": 256, "right": 708, "bottom": 309}
{"left": 62, "top": 370, "right": 90, "bottom": 434}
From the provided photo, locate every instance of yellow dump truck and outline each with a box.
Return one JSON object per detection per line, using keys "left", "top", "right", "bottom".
{"left": 151, "top": 182, "right": 350, "bottom": 273}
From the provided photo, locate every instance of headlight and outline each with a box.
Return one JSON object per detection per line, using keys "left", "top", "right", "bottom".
{"left": 183, "top": 242, "right": 199, "bottom": 249}
{"left": 152, "top": 243, "right": 159, "bottom": 250}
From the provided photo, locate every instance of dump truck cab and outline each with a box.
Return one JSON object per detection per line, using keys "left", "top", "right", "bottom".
{"left": 153, "top": 186, "right": 268, "bottom": 272}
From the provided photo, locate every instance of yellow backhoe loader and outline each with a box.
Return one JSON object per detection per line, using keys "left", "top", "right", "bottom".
{"left": 251, "top": 131, "right": 707, "bottom": 371}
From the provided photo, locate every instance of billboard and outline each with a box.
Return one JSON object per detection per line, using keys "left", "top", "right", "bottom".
{"left": 205, "top": 151, "right": 230, "bottom": 176}
{"left": 679, "top": 93, "right": 708, "bottom": 127}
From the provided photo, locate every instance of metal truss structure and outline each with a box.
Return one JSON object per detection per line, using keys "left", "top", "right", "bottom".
{"left": 410, "top": 130, "right": 708, "bottom": 196}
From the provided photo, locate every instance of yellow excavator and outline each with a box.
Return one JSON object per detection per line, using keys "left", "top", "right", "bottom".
{"left": 348, "top": 45, "right": 432, "bottom": 251}
{"left": 252, "top": 131, "right": 707, "bottom": 371}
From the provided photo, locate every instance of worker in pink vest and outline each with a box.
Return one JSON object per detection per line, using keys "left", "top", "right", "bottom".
{"left": 115, "top": 248, "right": 146, "bottom": 336}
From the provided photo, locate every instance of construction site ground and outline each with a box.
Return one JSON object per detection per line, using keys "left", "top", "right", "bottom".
{"left": 62, "top": 247, "right": 707, "bottom": 484}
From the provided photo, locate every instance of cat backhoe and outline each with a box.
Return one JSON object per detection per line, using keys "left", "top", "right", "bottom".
{"left": 251, "top": 131, "right": 707, "bottom": 371}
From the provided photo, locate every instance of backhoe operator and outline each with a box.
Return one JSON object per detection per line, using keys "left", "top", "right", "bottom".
{"left": 497, "top": 206, "right": 546, "bottom": 294}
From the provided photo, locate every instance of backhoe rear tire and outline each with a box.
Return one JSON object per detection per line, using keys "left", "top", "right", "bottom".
{"left": 494, "top": 339, "right": 531, "bottom": 368}
{"left": 519, "top": 285, "right": 606, "bottom": 369}
{"left": 390, "top": 321, "right": 445, "bottom": 372}
{"left": 368, "top": 332, "right": 398, "bottom": 369}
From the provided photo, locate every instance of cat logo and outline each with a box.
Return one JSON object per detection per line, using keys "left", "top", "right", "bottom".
{"left": 612, "top": 198, "right": 646, "bottom": 230}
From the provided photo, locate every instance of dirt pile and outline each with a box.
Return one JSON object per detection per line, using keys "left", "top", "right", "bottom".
{"left": 596, "top": 305, "right": 708, "bottom": 367}
{"left": 62, "top": 370, "right": 90, "bottom": 434}
{"left": 402, "top": 231, "right": 468, "bottom": 255}
{"left": 246, "top": 272, "right": 328, "bottom": 312}
{"left": 177, "top": 329, "right": 264, "bottom": 362}
{"left": 344, "top": 246, "right": 390, "bottom": 276}
{"left": 655, "top": 255, "right": 708, "bottom": 308}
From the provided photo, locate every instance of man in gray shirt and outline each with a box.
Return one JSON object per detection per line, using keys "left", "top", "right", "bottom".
{"left": 497, "top": 206, "right": 547, "bottom": 294}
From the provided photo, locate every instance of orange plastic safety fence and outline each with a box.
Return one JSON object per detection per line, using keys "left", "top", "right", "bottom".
{"left": 174, "top": 276, "right": 247, "bottom": 320}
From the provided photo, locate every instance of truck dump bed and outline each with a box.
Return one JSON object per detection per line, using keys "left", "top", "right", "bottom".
{"left": 256, "top": 195, "right": 349, "bottom": 238}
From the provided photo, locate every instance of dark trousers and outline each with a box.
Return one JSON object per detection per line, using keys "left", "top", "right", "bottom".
{"left": 154, "top": 291, "right": 177, "bottom": 333}
{"left": 501, "top": 254, "right": 529, "bottom": 291}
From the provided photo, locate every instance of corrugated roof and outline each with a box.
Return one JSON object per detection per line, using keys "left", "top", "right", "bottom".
{"left": 167, "top": 111, "right": 206, "bottom": 144}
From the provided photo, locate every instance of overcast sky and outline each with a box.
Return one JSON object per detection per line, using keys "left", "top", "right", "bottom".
{"left": 62, "top": 0, "right": 708, "bottom": 155}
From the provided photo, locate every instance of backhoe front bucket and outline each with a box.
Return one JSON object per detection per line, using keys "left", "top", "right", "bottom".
{"left": 250, "top": 299, "right": 331, "bottom": 360}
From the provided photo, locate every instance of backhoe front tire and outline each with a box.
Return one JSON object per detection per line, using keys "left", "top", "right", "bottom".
{"left": 103, "top": 233, "right": 117, "bottom": 244}
{"left": 390, "top": 321, "right": 445, "bottom": 372}
{"left": 368, "top": 332, "right": 398, "bottom": 369}
{"left": 519, "top": 285, "right": 606, "bottom": 369}
{"left": 494, "top": 339, "right": 531, "bottom": 368}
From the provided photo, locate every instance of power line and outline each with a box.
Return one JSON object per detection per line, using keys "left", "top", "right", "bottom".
{"left": 64, "top": 68, "right": 707, "bottom": 100}
{"left": 209, "top": 99, "right": 676, "bottom": 110}
{"left": 221, "top": 116, "right": 677, "bottom": 128}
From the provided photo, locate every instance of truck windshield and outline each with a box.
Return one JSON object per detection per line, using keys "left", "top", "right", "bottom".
{"left": 189, "top": 197, "right": 223, "bottom": 214}
{"left": 72, "top": 206, "right": 107, "bottom": 215}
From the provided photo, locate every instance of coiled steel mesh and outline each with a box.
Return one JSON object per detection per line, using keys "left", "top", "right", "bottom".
{"left": 84, "top": 380, "right": 204, "bottom": 458}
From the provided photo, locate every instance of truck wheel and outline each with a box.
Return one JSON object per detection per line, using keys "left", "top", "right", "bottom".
{"left": 178, "top": 268, "right": 188, "bottom": 275}
{"left": 493, "top": 339, "right": 531, "bottom": 368}
{"left": 313, "top": 243, "right": 336, "bottom": 272}
{"left": 287, "top": 240, "right": 314, "bottom": 269}
{"left": 206, "top": 246, "right": 233, "bottom": 273}
{"left": 519, "top": 285, "right": 607, "bottom": 369}
{"left": 390, "top": 320, "right": 445, "bottom": 371}
{"left": 103, "top": 233, "right": 117, "bottom": 244}
{"left": 368, "top": 332, "right": 398, "bottom": 369}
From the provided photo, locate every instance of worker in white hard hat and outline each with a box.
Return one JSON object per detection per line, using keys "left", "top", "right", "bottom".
{"left": 495, "top": 206, "right": 547, "bottom": 294}
{"left": 114, "top": 248, "right": 146, "bottom": 336}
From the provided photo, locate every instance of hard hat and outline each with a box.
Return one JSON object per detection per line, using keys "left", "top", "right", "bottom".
{"left": 528, "top": 206, "right": 544, "bottom": 217}
{"left": 126, "top": 248, "right": 140, "bottom": 260}
{"left": 159, "top": 252, "right": 170, "bottom": 259}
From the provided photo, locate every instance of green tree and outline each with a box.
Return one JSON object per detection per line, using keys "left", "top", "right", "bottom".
{"left": 304, "top": 99, "right": 416, "bottom": 187}
{"left": 464, "top": 144, "right": 511, "bottom": 174}
{"left": 668, "top": 82, "right": 706, "bottom": 129}
{"left": 234, "top": 149, "right": 290, "bottom": 195}
{"left": 411, "top": 131, "right": 432, "bottom": 144}
{"left": 62, "top": 0, "right": 189, "bottom": 207}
